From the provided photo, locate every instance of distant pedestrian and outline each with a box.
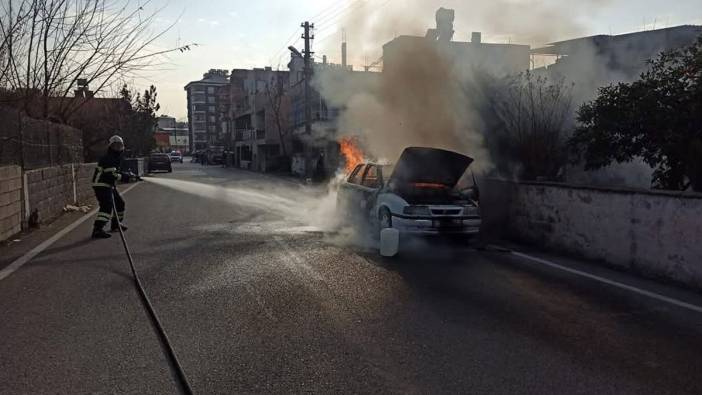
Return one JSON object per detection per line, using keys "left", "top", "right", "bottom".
{"left": 313, "top": 153, "right": 326, "bottom": 182}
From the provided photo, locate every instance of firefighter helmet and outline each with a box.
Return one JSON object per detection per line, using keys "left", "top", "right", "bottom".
{"left": 108, "top": 135, "right": 125, "bottom": 151}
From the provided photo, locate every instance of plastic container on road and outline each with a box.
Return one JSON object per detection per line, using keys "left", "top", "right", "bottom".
{"left": 380, "top": 228, "right": 400, "bottom": 257}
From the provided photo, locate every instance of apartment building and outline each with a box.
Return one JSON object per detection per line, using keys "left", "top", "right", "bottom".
{"left": 227, "top": 67, "right": 291, "bottom": 172}
{"left": 184, "top": 69, "right": 230, "bottom": 152}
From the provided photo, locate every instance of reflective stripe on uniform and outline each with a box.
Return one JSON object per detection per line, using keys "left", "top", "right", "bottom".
{"left": 103, "top": 167, "right": 117, "bottom": 172}
{"left": 92, "top": 182, "right": 112, "bottom": 188}
{"left": 96, "top": 212, "right": 112, "bottom": 221}
{"left": 93, "top": 167, "right": 103, "bottom": 184}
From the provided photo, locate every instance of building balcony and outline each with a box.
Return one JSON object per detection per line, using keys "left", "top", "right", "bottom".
{"left": 235, "top": 129, "right": 254, "bottom": 141}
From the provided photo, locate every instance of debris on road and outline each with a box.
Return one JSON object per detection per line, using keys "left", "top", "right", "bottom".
{"left": 63, "top": 205, "right": 91, "bottom": 213}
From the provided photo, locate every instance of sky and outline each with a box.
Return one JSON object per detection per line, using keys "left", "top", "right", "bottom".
{"left": 129, "top": 0, "right": 702, "bottom": 120}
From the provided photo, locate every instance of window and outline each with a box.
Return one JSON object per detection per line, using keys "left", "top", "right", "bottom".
{"left": 207, "top": 96, "right": 215, "bottom": 104}
{"left": 209, "top": 115, "right": 216, "bottom": 122}
{"left": 348, "top": 165, "right": 364, "bottom": 184}
{"left": 361, "top": 165, "right": 381, "bottom": 188}
{"left": 192, "top": 94, "right": 206, "bottom": 103}
{"left": 207, "top": 86, "right": 215, "bottom": 94}
{"left": 194, "top": 113, "right": 206, "bottom": 122}
{"left": 208, "top": 106, "right": 215, "bottom": 113}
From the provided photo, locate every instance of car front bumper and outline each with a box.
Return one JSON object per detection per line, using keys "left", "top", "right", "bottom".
{"left": 149, "top": 163, "right": 171, "bottom": 170}
{"left": 391, "top": 215, "right": 481, "bottom": 235}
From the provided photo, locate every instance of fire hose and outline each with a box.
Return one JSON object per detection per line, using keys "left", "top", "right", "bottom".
{"left": 111, "top": 187, "right": 194, "bottom": 395}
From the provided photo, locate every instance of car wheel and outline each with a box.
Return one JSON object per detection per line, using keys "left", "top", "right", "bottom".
{"left": 379, "top": 207, "right": 392, "bottom": 230}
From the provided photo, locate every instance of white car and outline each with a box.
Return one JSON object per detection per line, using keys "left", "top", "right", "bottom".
{"left": 169, "top": 151, "right": 183, "bottom": 163}
{"left": 337, "top": 147, "right": 481, "bottom": 242}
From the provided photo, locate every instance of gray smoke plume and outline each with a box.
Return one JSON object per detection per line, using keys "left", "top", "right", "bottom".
{"left": 311, "top": 1, "right": 615, "bottom": 175}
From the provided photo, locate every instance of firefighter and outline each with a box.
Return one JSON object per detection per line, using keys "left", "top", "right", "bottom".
{"left": 91, "top": 135, "right": 134, "bottom": 239}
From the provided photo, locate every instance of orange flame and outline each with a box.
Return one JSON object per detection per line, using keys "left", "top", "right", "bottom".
{"left": 339, "top": 137, "right": 364, "bottom": 174}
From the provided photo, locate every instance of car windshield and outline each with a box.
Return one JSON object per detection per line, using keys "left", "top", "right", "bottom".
{"left": 3, "top": 2, "right": 700, "bottom": 395}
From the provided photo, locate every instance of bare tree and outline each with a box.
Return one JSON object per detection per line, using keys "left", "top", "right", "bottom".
{"left": 0, "top": 0, "right": 192, "bottom": 121}
{"left": 265, "top": 72, "right": 289, "bottom": 158}
{"left": 493, "top": 71, "right": 574, "bottom": 180}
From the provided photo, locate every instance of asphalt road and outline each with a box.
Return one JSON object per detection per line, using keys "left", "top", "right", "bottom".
{"left": 1, "top": 161, "right": 701, "bottom": 394}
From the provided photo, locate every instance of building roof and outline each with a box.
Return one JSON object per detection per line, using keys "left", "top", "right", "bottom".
{"left": 184, "top": 74, "right": 230, "bottom": 89}
{"left": 383, "top": 35, "right": 529, "bottom": 50}
{"left": 532, "top": 25, "right": 702, "bottom": 55}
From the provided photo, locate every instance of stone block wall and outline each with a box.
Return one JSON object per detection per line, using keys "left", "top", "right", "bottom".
{"left": 24, "top": 163, "right": 96, "bottom": 226}
{"left": 0, "top": 166, "right": 23, "bottom": 241}
{"left": 0, "top": 106, "right": 83, "bottom": 169}
{"left": 482, "top": 179, "right": 702, "bottom": 288}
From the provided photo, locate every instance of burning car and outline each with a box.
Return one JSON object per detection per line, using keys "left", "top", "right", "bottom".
{"left": 337, "top": 146, "right": 481, "bottom": 244}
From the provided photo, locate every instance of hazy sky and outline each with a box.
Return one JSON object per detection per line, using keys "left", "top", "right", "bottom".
{"left": 132, "top": 0, "right": 702, "bottom": 119}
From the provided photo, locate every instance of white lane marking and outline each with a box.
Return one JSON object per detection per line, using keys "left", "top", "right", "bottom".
{"left": 511, "top": 251, "right": 702, "bottom": 314}
{"left": 0, "top": 183, "right": 141, "bottom": 282}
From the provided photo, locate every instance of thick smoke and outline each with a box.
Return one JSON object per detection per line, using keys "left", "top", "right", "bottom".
{"left": 314, "top": 43, "right": 492, "bottom": 172}
{"left": 311, "top": 0, "right": 667, "bottom": 188}
{"left": 312, "top": 1, "right": 615, "bottom": 174}
{"left": 318, "top": 0, "right": 613, "bottom": 62}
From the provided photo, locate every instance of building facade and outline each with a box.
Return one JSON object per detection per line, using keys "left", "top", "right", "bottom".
{"left": 155, "top": 115, "right": 189, "bottom": 153}
{"left": 382, "top": 34, "right": 530, "bottom": 78}
{"left": 531, "top": 25, "right": 702, "bottom": 103}
{"left": 229, "top": 67, "right": 291, "bottom": 172}
{"left": 184, "top": 69, "right": 230, "bottom": 152}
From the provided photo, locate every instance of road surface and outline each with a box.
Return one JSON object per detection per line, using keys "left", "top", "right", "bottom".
{"left": 1, "top": 161, "right": 701, "bottom": 394}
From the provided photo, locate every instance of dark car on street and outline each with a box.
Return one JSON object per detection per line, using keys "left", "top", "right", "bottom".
{"left": 148, "top": 153, "right": 172, "bottom": 173}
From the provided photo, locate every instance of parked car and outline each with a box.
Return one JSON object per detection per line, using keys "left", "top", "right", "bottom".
{"left": 207, "top": 147, "right": 225, "bottom": 165}
{"left": 148, "top": 153, "right": 172, "bottom": 173}
{"left": 169, "top": 151, "right": 183, "bottom": 163}
{"left": 337, "top": 147, "right": 481, "bottom": 246}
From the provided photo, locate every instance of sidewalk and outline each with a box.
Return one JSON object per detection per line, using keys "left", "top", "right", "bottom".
{"left": 0, "top": 183, "right": 135, "bottom": 273}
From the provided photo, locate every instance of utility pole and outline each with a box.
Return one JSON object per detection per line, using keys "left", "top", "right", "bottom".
{"left": 301, "top": 21, "right": 314, "bottom": 135}
{"left": 301, "top": 21, "right": 314, "bottom": 178}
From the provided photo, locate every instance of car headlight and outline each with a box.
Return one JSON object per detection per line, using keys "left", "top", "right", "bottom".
{"left": 463, "top": 206, "right": 479, "bottom": 216}
{"left": 403, "top": 205, "right": 431, "bottom": 216}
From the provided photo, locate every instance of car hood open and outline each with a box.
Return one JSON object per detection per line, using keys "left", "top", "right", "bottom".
{"left": 388, "top": 147, "right": 473, "bottom": 188}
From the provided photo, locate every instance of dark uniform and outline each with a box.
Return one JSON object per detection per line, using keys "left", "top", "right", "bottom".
{"left": 92, "top": 148, "right": 130, "bottom": 235}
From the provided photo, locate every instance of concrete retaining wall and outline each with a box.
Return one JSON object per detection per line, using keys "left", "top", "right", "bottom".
{"left": 0, "top": 166, "right": 23, "bottom": 241}
{"left": 481, "top": 179, "right": 702, "bottom": 288}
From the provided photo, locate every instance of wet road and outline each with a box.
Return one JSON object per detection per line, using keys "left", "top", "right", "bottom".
{"left": 1, "top": 161, "right": 701, "bottom": 394}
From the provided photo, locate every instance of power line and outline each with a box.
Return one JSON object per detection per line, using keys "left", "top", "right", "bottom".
{"left": 314, "top": 0, "right": 366, "bottom": 31}
{"left": 309, "top": 0, "right": 349, "bottom": 21}
{"left": 268, "top": 1, "right": 351, "bottom": 65}
{"left": 314, "top": 0, "right": 392, "bottom": 47}
{"left": 269, "top": 27, "right": 303, "bottom": 64}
